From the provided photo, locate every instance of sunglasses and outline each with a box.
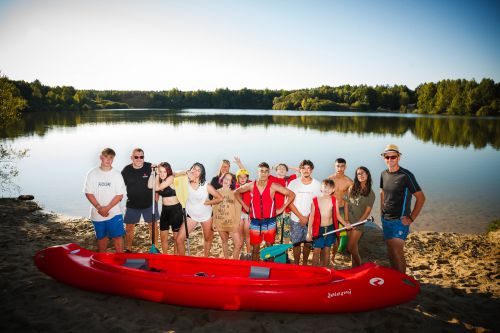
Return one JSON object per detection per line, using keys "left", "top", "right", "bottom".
{"left": 384, "top": 155, "right": 398, "bottom": 160}
{"left": 133, "top": 156, "right": 144, "bottom": 159}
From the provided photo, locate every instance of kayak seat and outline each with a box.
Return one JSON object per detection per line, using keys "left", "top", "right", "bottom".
{"left": 249, "top": 266, "right": 270, "bottom": 279}
{"left": 123, "top": 258, "right": 149, "bottom": 270}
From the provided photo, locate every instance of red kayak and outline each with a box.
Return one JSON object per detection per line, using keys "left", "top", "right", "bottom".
{"left": 34, "top": 243, "right": 419, "bottom": 313}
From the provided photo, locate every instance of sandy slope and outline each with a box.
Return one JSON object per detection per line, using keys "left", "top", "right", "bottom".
{"left": 0, "top": 198, "right": 498, "bottom": 332}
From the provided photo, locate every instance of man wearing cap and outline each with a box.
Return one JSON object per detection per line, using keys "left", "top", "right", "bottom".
{"left": 380, "top": 144, "right": 425, "bottom": 274}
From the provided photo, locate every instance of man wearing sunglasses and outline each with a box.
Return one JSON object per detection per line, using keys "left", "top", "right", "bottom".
{"left": 380, "top": 144, "right": 425, "bottom": 274}
{"left": 121, "top": 148, "right": 158, "bottom": 252}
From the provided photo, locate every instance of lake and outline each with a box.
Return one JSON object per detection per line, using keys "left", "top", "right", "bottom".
{"left": 1, "top": 109, "right": 499, "bottom": 234}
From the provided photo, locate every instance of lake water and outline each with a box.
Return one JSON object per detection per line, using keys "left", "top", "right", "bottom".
{"left": 2, "top": 109, "right": 499, "bottom": 234}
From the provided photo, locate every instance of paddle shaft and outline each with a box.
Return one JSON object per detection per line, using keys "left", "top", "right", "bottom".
{"left": 149, "top": 168, "right": 159, "bottom": 253}
{"left": 322, "top": 217, "right": 373, "bottom": 236}
{"left": 183, "top": 207, "right": 190, "bottom": 255}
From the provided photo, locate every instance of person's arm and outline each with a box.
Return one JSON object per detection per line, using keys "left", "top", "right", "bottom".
{"left": 379, "top": 189, "right": 384, "bottom": 216}
{"left": 234, "top": 182, "right": 253, "bottom": 212}
{"left": 156, "top": 175, "right": 174, "bottom": 191}
{"left": 403, "top": 191, "right": 425, "bottom": 225}
{"left": 336, "top": 200, "right": 350, "bottom": 229}
{"left": 233, "top": 156, "right": 245, "bottom": 170}
{"left": 272, "top": 183, "right": 296, "bottom": 215}
{"left": 85, "top": 193, "right": 108, "bottom": 217}
{"left": 101, "top": 195, "right": 124, "bottom": 216}
{"left": 205, "top": 184, "right": 224, "bottom": 205}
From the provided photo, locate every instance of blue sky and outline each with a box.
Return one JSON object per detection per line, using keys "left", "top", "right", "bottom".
{"left": 0, "top": 0, "right": 498, "bottom": 90}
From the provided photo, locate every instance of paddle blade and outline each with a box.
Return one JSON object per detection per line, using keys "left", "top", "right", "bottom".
{"left": 174, "top": 175, "right": 189, "bottom": 208}
{"left": 149, "top": 245, "right": 160, "bottom": 254}
{"left": 260, "top": 244, "right": 292, "bottom": 261}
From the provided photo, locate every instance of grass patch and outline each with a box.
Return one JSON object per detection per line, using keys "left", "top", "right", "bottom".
{"left": 487, "top": 219, "right": 500, "bottom": 232}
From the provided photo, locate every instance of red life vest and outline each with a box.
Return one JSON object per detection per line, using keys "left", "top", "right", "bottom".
{"left": 270, "top": 174, "right": 297, "bottom": 213}
{"left": 235, "top": 181, "right": 252, "bottom": 212}
{"left": 250, "top": 181, "right": 276, "bottom": 219}
{"left": 312, "top": 196, "right": 339, "bottom": 237}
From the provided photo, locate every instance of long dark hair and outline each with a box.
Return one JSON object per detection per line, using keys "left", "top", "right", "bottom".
{"left": 350, "top": 166, "right": 372, "bottom": 198}
{"left": 158, "top": 162, "right": 173, "bottom": 182}
{"left": 191, "top": 162, "right": 206, "bottom": 185}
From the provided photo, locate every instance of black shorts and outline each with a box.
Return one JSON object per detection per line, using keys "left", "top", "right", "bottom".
{"left": 160, "top": 203, "right": 183, "bottom": 232}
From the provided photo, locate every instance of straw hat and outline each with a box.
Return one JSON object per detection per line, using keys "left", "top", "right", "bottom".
{"left": 381, "top": 144, "right": 401, "bottom": 156}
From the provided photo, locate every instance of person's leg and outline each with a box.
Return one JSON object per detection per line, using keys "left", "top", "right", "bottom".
{"left": 200, "top": 219, "right": 214, "bottom": 257}
{"left": 312, "top": 248, "right": 321, "bottom": 266}
{"left": 302, "top": 242, "right": 312, "bottom": 265}
{"left": 243, "top": 218, "right": 251, "bottom": 254}
{"left": 125, "top": 224, "right": 135, "bottom": 251}
{"left": 97, "top": 238, "right": 108, "bottom": 252}
{"left": 112, "top": 236, "right": 124, "bottom": 253}
{"left": 231, "top": 231, "right": 243, "bottom": 260}
{"left": 322, "top": 247, "right": 331, "bottom": 267}
{"left": 123, "top": 208, "right": 140, "bottom": 251}
{"left": 251, "top": 242, "right": 261, "bottom": 261}
{"left": 176, "top": 218, "right": 198, "bottom": 256}
{"left": 160, "top": 230, "right": 169, "bottom": 254}
{"left": 347, "top": 229, "right": 363, "bottom": 267}
{"left": 386, "top": 238, "right": 406, "bottom": 273}
{"left": 172, "top": 231, "right": 179, "bottom": 254}
{"left": 218, "top": 230, "right": 230, "bottom": 259}
{"left": 107, "top": 215, "right": 125, "bottom": 253}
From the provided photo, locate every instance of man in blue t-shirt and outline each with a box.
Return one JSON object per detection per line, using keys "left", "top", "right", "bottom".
{"left": 380, "top": 144, "right": 425, "bottom": 274}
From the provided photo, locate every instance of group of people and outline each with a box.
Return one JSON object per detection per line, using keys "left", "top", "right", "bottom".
{"left": 83, "top": 144, "right": 425, "bottom": 273}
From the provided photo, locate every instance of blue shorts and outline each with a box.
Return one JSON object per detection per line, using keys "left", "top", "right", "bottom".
{"left": 123, "top": 205, "right": 159, "bottom": 224}
{"left": 92, "top": 214, "right": 126, "bottom": 240}
{"left": 290, "top": 220, "right": 309, "bottom": 245}
{"left": 313, "top": 225, "right": 336, "bottom": 249}
{"left": 381, "top": 216, "right": 409, "bottom": 240}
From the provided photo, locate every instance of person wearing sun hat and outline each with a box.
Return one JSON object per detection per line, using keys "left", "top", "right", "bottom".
{"left": 380, "top": 144, "right": 425, "bottom": 274}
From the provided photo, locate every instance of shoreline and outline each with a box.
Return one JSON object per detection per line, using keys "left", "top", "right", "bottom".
{"left": 0, "top": 198, "right": 498, "bottom": 332}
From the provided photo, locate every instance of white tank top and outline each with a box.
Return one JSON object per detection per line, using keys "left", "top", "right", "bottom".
{"left": 186, "top": 182, "right": 212, "bottom": 222}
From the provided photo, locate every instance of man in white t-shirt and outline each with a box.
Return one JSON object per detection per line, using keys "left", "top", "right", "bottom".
{"left": 287, "top": 160, "right": 321, "bottom": 265}
{"left": 84, "top": 148, "right": 126, "bottom": 252}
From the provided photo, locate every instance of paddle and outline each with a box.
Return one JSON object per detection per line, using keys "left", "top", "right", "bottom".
{"left": 174, "top": 175, "right": 190, "bottom": 255}
{"left": 322, "top": 216, "right": 374, "bottom": 236}
{"left": 260, "top": 243, "right": 293, "bottom": 262}
{"left": 149, "top": 167, "right": 160, "bottom": 254}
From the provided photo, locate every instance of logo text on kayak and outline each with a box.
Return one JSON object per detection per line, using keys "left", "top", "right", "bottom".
{"left": 327, "top": 289, "right": 352, "bottom": 298}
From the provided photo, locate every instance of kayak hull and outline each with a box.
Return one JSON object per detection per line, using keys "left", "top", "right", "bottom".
{"left": 34, "top": 243, "right": 419, "bottom": 313}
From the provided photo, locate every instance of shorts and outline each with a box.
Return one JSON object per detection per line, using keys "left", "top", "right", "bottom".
{"left": 276, "top": 212, "right": 291, "bottom": 240}
{"left": 92, "top": 214, "right": 125, "bottom": 240}
{"left": 241, "top": 211, "right": 249, "bottom": 220}
{"left": 313, "top": 225, "right": 336, "bottom": 249}
{"left": 290, "top": 220, "right": 309, "bottom": 245}
{"left": 123, "top": 205, "right": 159, "bottom": 224}
{"left": 160, "top": 203, "right": 183, "bottom": 232}
{"left": 249, "top": 218, "right": 277, "bottom": 245}
{"left": 381, "top": 216, "right": 409, "bottom": 240}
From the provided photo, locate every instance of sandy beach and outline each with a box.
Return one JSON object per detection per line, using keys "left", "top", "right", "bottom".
{"left": 0, "top": 198, "right": 498, "bottom": 333}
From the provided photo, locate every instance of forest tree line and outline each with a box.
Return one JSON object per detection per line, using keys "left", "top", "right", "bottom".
{"left": 2, "top": 74, "right": 499, "bottom": 116}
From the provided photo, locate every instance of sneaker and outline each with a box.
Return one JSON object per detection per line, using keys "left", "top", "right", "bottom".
{"left": 246, "top": 253, "right": 252, "bottom": 260}
{"left": 125, "top": 249, "right": 132, "bottom": 253}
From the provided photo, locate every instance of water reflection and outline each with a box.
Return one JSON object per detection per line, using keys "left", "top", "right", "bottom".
{"left": 2, "top": 109, "right": 498, "bottom": 149}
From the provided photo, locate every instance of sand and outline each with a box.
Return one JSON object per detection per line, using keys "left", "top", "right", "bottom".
{"left": 0, "top": 198, "right": 498, "bottom": 332}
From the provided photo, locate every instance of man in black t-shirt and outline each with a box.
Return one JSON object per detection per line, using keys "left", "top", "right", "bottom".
{"left": 380, "top": 144, "right": 425, "bottom": 274}
{"left": 121, "top": 148, "right": 158, "bottom": 252}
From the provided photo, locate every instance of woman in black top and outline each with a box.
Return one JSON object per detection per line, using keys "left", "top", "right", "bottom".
{"left": 149, "top": 162, "right": 183, "bottom": 254}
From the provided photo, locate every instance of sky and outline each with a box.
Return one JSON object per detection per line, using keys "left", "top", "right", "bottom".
{"left": 0, "top": 0, "right": 499, "bottom": 91}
